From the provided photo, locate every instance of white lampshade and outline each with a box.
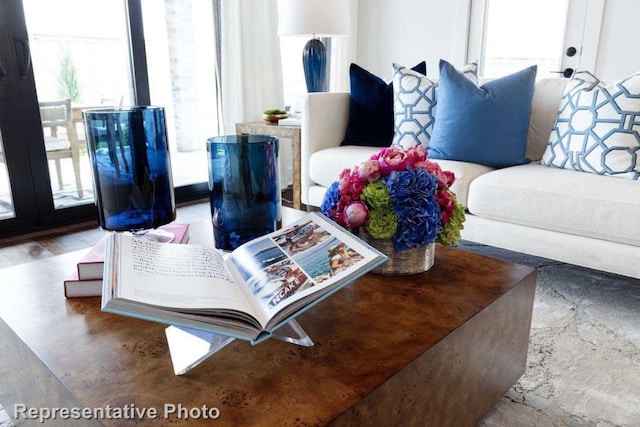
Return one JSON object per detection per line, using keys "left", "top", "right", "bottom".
{"left": 277, "top": 0, "right": 351, "bottom": 37}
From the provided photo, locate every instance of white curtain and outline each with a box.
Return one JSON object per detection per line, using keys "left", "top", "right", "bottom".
{"left": 219, "top": 0, "right": 284, "bottom": 133}
{"left": 330, "top": 0, "right": 359, "bottom": 92}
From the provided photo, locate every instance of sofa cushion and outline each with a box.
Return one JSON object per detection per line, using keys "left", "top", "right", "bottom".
{"left": 467, "top": 163, "right": 640, "bottom": 246}
{"left": 540, "top": 70, "right": 640, "bottom": 180}
{"left": 426, "top": 159, "right": 493, "bottom": 208}
{"left": 309, "top": 146, "right": 381, "bottom": 188}
{"left": 308, "top": 146, "right": 493, "bottom": 207}
{"left": 428, "top": 60, "right": 537, "bottom": 168}
{"left": 391, "top": 62, "right": 478, "bottom": 149}
{"left": 526, "top": 78, "right": 567, "bottom": 162}
{"left": 342, "top": 62, "right": 426, "bottom": 148}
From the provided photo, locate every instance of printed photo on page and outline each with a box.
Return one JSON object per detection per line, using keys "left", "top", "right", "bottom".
{"left": 229, "top": 218, "right": 364, "bottom": 314}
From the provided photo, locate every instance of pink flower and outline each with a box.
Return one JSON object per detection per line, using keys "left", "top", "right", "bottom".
{"left": 416, "top": 160, "right": 455, "bottom": 189}
{"left": 407, "top": 145, "right": 427, "bottom": 163}
{"left": 441, "top": 170, "right": 455, "bottom": 188}
{"left": 358, "top": 160, "right": 381, "bottom": 182}
{"left": 334, "top": 166, "right": 366, "bottom": 227}
{"left": 343, "top": 201, "right": 369, "bottom": 228}
{"left": 376, "top": 147, "right": 411, "bottom": 175}
{"left": 339, "top": 167, "right": 364, "bottom": 194}
{"left": 422, "top": 160, "right": 442, "bottom": 176}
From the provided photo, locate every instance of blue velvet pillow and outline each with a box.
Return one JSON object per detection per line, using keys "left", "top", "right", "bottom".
{"left": 342, "top": 62, "right": 427, "bottom": 147}
{"left": 428, "top": 60, "right": 537, "bottom": 168}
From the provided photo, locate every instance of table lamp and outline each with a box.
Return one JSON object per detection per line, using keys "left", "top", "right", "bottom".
{"left": 277, "top": 0, "right": 351, "bottom": 93}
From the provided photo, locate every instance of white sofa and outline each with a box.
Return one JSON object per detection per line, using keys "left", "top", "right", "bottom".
{"left": 301, "top": 78, "right": 640, "bottom": 279}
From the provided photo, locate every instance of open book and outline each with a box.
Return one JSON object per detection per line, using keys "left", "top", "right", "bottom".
{"left": 77, "top": 223, "right": 190, "bottom": 281}
{"left": 102, "top": 212, "right": 387, "bottom": 343}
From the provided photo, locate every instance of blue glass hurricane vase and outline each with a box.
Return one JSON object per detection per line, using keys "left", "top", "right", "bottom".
{"left": 207, "top": 135, "right": 280, "bottom": 251}
{"left": 83, "top": 106, "right": 176, "bottom": 232}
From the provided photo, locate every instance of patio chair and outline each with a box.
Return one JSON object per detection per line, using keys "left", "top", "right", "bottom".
{"left": 40, "top": 99, "right": 84, "bottom": 198}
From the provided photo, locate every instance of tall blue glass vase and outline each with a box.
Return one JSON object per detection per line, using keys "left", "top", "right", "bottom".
{"left": 207, "top": 135, "right": 280, "bottom": 251}
{"left": 83, "top": 106, "right": 176, "bottom": 232}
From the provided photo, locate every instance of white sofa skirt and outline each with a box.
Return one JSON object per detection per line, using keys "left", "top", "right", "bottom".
{"left": 461, "top": 215, "right": 640, "bottom": 280}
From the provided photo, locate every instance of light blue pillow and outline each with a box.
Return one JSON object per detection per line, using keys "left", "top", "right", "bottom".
{"left": 428, "top": 60, "right": 537, "bottom": 168}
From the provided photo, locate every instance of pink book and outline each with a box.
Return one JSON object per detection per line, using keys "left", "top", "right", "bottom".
{"left": 76, "top": 223, "right": 190, "bottom": 281}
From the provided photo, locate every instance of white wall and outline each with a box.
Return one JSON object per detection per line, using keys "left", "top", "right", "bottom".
{"left": 595, "top": 0, "right": 640, "bottom": 79}
{"left": 354, "top": 0, "right": 640, "bottom": 81}
{"left": 355, "top": 0, "right": 470, "bottom": 79}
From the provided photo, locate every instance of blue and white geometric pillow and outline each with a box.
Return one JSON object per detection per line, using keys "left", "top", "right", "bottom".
{"left": 392, "top": 62, "right": 478, "bottom": 149}
{"left": 540, "top": 69, "right": 640, "bottom": 180}
{"left": 391, "top": 64, "right": 437, "bottom": 149}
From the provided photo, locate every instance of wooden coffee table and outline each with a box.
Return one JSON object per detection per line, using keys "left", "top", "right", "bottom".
{"left": 0, "top": 219, "right": 536, "bottom": 426}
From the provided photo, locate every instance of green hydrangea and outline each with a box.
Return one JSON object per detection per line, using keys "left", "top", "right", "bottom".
{"left": 361, "top": 181, "right": 392, "bottom": 209}
{"left": 366, "top": 208, "right": 398, "bottom": 239}
{"left": 436, "top": 190, "right": 466, "bottom": 246}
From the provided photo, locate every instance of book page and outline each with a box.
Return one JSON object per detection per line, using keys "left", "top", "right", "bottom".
{"left": 116, "top": 235, "right": 255, "bottom": 315}
{"left": 227, "top": 212, "right": 381, "bottom": 320}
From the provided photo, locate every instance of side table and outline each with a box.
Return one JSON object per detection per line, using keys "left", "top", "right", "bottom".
{"left": 235, "top": 121, "right": 302, "bottom": 210}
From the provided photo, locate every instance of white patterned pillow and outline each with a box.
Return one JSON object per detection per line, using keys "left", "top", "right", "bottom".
{"left": 541, "top": 70, "right": 640, "bottom": 180}
{"left": 392, "top": 62, "right": 478, "bottom": 149}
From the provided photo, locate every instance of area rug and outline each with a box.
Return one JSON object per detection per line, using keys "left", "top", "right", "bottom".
{"left": 0, "top": 404, "right": 13, "bottom": 427}
{"left": 0, "top": 183, "right": 93, "bottom": 220}
{"left": 453, "top": 241, "right": 640, "bottom": 426}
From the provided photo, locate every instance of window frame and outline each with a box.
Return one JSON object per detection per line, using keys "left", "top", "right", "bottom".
{"left": 0, "top": 0, "right": 209, "bottom": 238}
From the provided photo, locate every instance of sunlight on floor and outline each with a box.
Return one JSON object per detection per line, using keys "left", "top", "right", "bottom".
{"left": 0, "top": 150, "right": 209, "bottom": 220}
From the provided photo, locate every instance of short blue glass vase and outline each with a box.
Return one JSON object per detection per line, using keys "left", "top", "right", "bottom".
{"left": 83, "top": 106, "right": 176, "bottom": 232}
{"left": 207, "top": 135, "right": 280, "bottom": 251}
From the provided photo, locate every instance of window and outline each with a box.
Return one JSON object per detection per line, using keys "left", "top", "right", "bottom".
{"left": 468, "top": 0, "right": 572, "bottom": 79}
{"left": 0, "top": 131, "right": 14, "bottom": 220}
{"left": 481, "top": 0, "right": 568, "bottom": 78}
{"left": 22, "top": 0, "right": 133, "bottom": 210}
{"left": 0, "top": 0, "right": 211, "bottom": 237}
{"left": 141, "top": 0, "right": 220, "bottom": 188}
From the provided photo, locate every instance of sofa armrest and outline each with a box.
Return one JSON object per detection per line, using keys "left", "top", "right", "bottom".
{"left": 300, "top": 92, "right": 350, "bottom": 206}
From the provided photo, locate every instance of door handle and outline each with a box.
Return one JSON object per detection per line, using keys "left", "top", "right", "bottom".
{"left": 13, "top": 32, "right": 31, "bottom": 80}
{"left": 551, "top": 68, "right": 574, "bottom": 78}
{"left": 0, "top": 59, "right": 6, "bottom": 81}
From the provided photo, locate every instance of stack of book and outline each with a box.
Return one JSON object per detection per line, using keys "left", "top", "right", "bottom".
{"left": 64, "top": 223, "right": 190, "bottom": 298}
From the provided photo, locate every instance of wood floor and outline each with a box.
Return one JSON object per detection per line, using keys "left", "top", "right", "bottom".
{"left": 0, "top": 200, "right": 211, "bottom": 269}
{"left": 0, "top": 187, "right": 302, "bottom": 269}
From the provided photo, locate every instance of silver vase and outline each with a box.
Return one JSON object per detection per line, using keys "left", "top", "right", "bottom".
{"left": 360, "top": 233, "right": 435, "bottom": 275}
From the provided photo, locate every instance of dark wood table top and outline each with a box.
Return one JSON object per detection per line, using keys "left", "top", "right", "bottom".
{"left": 0, "top": 215, "right": 535, "bottom": 426}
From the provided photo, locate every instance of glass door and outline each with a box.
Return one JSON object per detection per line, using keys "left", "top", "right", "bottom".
{"left": 22, "top": 0, "right": 134, "bottom": 211}
{"left": 481, "top": 0, "right": 569, "bottom": 78}
{"left": 0, "top": 0, "right": 41, "bottom": 232}
{"left": 140, "top": 0, "right": 220, "bottom": 189}
{"left": 0, "top": 0, "right": 211, "bottom": 237}
{"left": 0, "top": 130, "right": 16, "bottom": 221}
{"left": 0, "top": 6, "right": 13, "bottom": 222}
{"left": 467, "top": 0, "right": 604, "bottom": 79}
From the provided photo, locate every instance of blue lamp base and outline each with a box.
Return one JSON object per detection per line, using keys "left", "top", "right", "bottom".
{"left": 302, "top": 38, "right": 327, "bottom": 93}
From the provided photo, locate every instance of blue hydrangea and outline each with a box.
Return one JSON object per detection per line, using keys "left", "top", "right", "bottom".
{"left": 321, "top": 181, "right": 340, "bottom": 220}
{"left": 384, "top": 169, "right": 441, "bottom": 251}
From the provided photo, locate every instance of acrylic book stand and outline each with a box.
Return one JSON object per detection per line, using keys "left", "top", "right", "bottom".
{"left": 165, "top": 320, "right": 313, "bottom": 375}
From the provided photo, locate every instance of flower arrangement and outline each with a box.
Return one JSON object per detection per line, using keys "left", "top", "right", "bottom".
{"left": 321, "top": 146, "right": 465, "bottom": 251}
